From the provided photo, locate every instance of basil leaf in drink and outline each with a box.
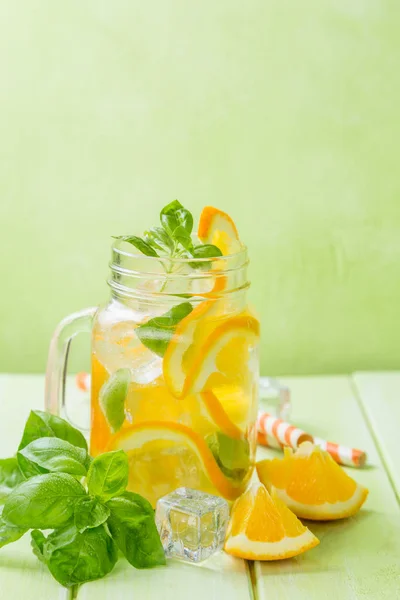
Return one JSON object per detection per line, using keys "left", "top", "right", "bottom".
{"left": 17, "top": 438, "right": 88, "bottom": 479}
{"left": 135, "top": 301, "right": 193, "bottom": 357}
{"left": 188, "top": 243, "right": 223, "bottom": 269}
{"left": 0, "top": 458, "right": 24, "bottom": 503}
{"left": 191, "top": 244, "right": 223, "bottom": 259}
{"left": 107, "top": 491, "right": 166, "bottom": 569}
{"left": 31, "top": 529, "right": 47, "bottom": 564}
{"left": 206, "top": 432, "right": 250, "bottom": 482}
{"left": 2, "top": 472, "right": 86, "bottom": 529}
{"left": 87, "top": 450, "right": 129, "bottom": 502}
{"left": 144, "top": 227, "right": 174, "bottom": 254}
{"left": 99, "top": 368, "right": 130, "bottom": 434}
{"left": 18, "top": 410, "right": 87, "bottom": 452}
{"left": 114, "top": 235, "right": 159, "bottom": 257}
{"left": 0, "top": 507, "right": 27, "bottom": 548}
{"left": 160, "top": 200, "right": 193, "bottom": 236}
{"left": 44, "top": 525, "right": 118, "bottom": 587}
{"left": 74, "top": 496, "right": 110, "bottom": 533}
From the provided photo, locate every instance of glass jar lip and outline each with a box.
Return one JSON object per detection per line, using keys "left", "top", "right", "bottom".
{"left": 111, "top": 237, "right": 248, "bottom": 267}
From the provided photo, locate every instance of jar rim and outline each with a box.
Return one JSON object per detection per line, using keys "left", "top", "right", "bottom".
{"left": 109, "top": 238, "right": 250, "bottom": 300}
{"left": 111, "top": 237, "right": 248, "bottom": 267}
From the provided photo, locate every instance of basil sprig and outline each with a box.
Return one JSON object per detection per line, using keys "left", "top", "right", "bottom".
{"left": 0, "top": 410, "right": 165, "bottom": 587}
{"left": 115, "top": 200, "right": 222, "bottom": 265}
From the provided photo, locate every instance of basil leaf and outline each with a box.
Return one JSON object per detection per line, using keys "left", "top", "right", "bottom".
{"left": 144, "top": 227, "right": 174, "bottom": 254}
{"left": 173, "top": 225, "right": 193, "bottom": 251}
{"left": 107, "top": 491, "right": 166, "bottom": 569}
{"left": 31, "top": 529, "right": 47, "bottom": 564}
{"left": 18, "top": 410, "right": 87, "bottom": 452}
{"left": 160, "top": 200, "right": 193, "bottom": 236}
{"left": 74, "top": 497, "right": 110, "bottom": 533}
{"left": 114, "top": 235, "right": 159, "bottom": 257}
{"left": 135, "top": 302, "right": 193, "bottom": 357}
{"left": 206, "top": 432, "right": 250, "bottom": 482}
{"left": 0, "top": 458, "right": 24, "bottom": 503}
{"left": 17, "top": 438, "right": 88, "bottom": 478}
{"left": 99, "top": 368, "right": 130, "bottom": 434}
{"left": 44, "top": 525, "right": 118, "bottom": 587}
{"left": 2, "top": 473, "right": 86, "bottom": 529}
{"left": 191, "top": 244, "right": 223, "bottom": 259}
{"left": 87, "top": 450, "right": 128, "bottom": 502}
{"left": 0, "top": 507, "right": 27, "bottom": 548}
{"left": 188, "top": 244, "right": 223, "bottom": 269}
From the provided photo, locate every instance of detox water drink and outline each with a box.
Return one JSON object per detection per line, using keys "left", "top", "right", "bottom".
{"left": 89, "top": 203, "right": 260, "bottom": 507}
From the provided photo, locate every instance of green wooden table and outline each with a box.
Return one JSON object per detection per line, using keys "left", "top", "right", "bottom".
{"left": 0, "top": 374, "right": 399, "bottom": 599}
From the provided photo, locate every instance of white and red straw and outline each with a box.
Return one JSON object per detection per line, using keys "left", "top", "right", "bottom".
{"left": 257, "top": 411, "right": 367, "bottom": 468}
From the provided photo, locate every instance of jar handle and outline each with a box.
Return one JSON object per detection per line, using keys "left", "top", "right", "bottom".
{"left": 45, "top": 307, "right": 98, "bottom": 431}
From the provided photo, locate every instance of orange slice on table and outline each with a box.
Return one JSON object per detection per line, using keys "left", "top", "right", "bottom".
{"left": 107, "top": 421, "right": 249, "bottom": 507}
{"left": 224, "top": 481, "right": 319, "bottom": 560}
{"left": 256, "top": 442, "right": 369, "bottom": 521}
{"left": 164, "top": 308, "right": 259, "bottom": 398}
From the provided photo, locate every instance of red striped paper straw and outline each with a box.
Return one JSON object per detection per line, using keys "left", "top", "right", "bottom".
{"left": 257, "top": 411, "right": 313, "bottom": 448}
{"left": 313, "top": 437, "right": 366, "bottom": 468}
{"left": 257, "top": 412, "right": 367, "bottom": 468}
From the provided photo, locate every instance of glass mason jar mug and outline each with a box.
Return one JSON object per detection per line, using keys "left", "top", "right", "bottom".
{"left": 46, "top": 239, "right": 260, "bottom": 507}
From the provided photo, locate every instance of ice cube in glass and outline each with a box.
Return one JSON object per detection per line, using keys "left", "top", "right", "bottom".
{"left": 155, "top": 487, "right": 230, "bottom": 563}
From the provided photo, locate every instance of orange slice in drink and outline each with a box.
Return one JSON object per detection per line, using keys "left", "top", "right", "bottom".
{"left": 164, "top": 309, "right": 259, "bottom": 398}
{"left": 256, "top": 442, "right": 369, "bottom": 520}
{"left": 198, "top": 206, "right": 243, "bottom": 295}
{"left": 198, "top": 206, "right": 242, "bottom": 256}
{"left": 224, "top": 481, "right": 319, "bottom": 560}
{"left": 107, "top": 421, "right": 248, "bottom": 506}
{"left": 124, "top": 380, "right": 244, "bottom": 439}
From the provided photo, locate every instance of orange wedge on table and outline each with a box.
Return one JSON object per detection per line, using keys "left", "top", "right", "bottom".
{"left": 224, "top": 481, "right": 319, "bottom": 560}
{"left": 107, "top": 421, "right": 249, "bottom": 507}
{"left": 257, "top": 442, "right": 369, "bottom": 521}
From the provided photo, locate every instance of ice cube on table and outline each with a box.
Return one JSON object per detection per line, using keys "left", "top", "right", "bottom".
{"left": 155, "top": 487, "right": 230, "bottom": 563}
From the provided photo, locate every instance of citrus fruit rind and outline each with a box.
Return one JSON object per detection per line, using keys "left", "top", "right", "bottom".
{"left": 269, "top": 485, "right": 369, "bottom": 521}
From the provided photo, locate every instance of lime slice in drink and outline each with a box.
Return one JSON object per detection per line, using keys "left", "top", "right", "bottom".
{"left": 99, "top": 368, "right": 131, "bottom": 433}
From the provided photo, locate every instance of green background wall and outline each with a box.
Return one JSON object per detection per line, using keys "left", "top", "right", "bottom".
{"left": 1, "top": 1, "right": 399, "bottom": 375}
